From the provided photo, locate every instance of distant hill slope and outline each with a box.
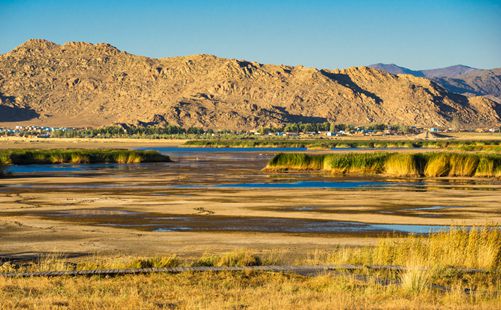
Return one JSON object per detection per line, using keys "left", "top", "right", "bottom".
{"left": 421, "top": 65, "right": 477, "bottom": 78}
{"left": 370, "top": 64, "right": 501, "bottom": 100}
{"left": 368, "top": 63, "right": 424, "bottom": 77}
{"left": 0, "top": 39, "right": 499, "bottom": 130}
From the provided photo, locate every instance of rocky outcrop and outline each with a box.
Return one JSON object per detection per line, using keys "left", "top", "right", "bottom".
{"left": 0, "top": 39, "right": 499, "bottom": 129}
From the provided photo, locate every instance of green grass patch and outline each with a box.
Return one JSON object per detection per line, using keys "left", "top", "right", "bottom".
{"left": 186, "top": 138, "right": 501, "bottom": 151}
{"left": 0, "top": 149, "right": 170, "bottom": 166}
{"left": 265, "top": 152, "right": 501, "bottom": 177}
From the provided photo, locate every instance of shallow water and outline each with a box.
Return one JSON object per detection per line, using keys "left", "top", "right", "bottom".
{"left": 7, "top": 163, "right": 118, "bottom": 174}
{"left": 215, "top": 180, "right": 390, "bottom": 189}
{"left": 2, "top": 147, "right": 499, "bottom": 236}
{"left": 136, "top": 146, "right": 308, "bottom": 153}
{"left": 405, "top": 205, "right": 462, "bottom": 211}
{"left": 5, "top": 147, "right": 498, "bottom": 191}
{"left": 31, "top": 208, "right": 458, "bottom": 235}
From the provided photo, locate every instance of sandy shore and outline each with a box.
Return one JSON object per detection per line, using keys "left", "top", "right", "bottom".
{"left": 0, "top": 137, "right": 187, "bottom": 149}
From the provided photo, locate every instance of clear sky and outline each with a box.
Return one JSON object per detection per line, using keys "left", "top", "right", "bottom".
{"left": 1, "top": 0, "right": 500, "bottom": 69}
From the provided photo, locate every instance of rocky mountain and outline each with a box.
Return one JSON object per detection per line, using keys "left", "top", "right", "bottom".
{"left": 370, "top": 64, "right": 501, "bottom": 101}
{"left": 0, "top": 39, "right": 500, "bottom": 130}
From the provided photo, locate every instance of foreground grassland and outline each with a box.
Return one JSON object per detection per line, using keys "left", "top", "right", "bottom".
{"left": 1, "top": 227, "right": 500, "bottom": 309}
{"left": 266, "top": 152, "right": 501, "bottom": 177}
{"left": 186, "top": 138, "right": 501, "bottom": 151}
{"left": 1, "top": 271, "right": 499, "bottom": 309}
{"left": 0, "top": 149, "right": 170, "bottom": 165}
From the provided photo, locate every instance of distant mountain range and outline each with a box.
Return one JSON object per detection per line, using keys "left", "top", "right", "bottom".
{"left": 369, "top": 64, "right": 501, "bottom": 101}
{"left": 0, "top": 39, "right": 499, "bottom": 129}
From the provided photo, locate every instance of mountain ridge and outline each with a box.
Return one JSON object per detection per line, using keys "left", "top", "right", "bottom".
{"left": 369, "top": 63, "right": 501, "bottom": 100}
{"left": 0, "top": 39, "right": 499, "bottom": 129}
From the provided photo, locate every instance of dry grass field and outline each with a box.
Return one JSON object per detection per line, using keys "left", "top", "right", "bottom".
{"left": 1, "top": 227, "right": 500, "bottom": 309}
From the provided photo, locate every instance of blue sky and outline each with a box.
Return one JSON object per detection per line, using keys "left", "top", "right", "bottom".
{"left": 1, "top": 0, "right": 500, "bottom": 69}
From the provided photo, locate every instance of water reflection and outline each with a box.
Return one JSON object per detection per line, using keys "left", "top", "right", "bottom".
{"left": 2, "top": 147, "right": 500, "bottom": 191}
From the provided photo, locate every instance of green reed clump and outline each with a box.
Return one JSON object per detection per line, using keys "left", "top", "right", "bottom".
{"left": 448, "top": 153, "right": 479, "bottom": 176}
{"left": 423, "top": 153, "right": 451, "bottom": 177}
{"left": 266, "top": 153, "right": 324, "bottom": 170}
{"left": 384, "top": 153, "right": 422, "bottom": 177}
{"left": 323, "top": 153, "right": 388, "bottom": 174}
{"left": 0, "top": 149, "right": 170, "bottom": 166}
{"left": 266, "top": 152, "right": 501, "bottom": 177}
{"left": 475, "top": 155, "right": 501, "bottom": 177}
{"left": 186, "top": 139, "right": 501, "bottom": 151}
{"left": 423, "top": 153, "right": 500, "bottom": 177}
{"left": 70, "top": 153, "right": 90, "bottom": 164}
{"left": 0, "top": 153, "right": 12, "bottom": 165}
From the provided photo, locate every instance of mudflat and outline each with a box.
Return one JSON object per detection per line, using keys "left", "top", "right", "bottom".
{"left": 1, "top": 177, "right": 499, "bottom": 257}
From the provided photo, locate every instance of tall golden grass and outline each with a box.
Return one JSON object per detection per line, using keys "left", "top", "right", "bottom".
{"left": 2, "top": 270, "right": 499, "bottom": 309}
{"left": 313, "top": 226, "right": 500, "bottom": 271}
{"left": 384, "top": 153, "right": 420, "bottom": 177}
{"left": 372, "top": 226, "right": 500, "bottom": 270}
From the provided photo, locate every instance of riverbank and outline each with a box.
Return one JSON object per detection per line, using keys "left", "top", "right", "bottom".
{"left": 1, "top": 133, "right": 501, "bottom": 151}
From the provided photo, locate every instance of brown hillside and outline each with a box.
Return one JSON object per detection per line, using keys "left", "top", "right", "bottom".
{"left": 0, "top": 39, "right": 499, "bottom": 129}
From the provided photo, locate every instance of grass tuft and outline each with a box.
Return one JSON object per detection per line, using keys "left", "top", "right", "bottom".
{"left": 384, "top": 154, "right": 421, "bottom": 177}
{"left": 400, "top": 264, "right": 434, "bottom": 295}
{"left": 193, "top": 250, "right": 262, "bottom": 267}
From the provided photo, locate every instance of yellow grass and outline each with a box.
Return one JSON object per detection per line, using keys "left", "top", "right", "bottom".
{"left": 400, "top": 264, "right": 434, "bottom": 295}
{"left": 70, "top": 153, "right": 90, "bottom": 164}
{"left": 0, "top": 267, "right": 499, "bottom": 309}
{"left": 384, "top": 154, "right": 420, "bottom": 177}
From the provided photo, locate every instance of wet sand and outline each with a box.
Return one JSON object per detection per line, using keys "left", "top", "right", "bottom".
{"left": 0, "top": 181, "right": 499, "bottom": 257}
